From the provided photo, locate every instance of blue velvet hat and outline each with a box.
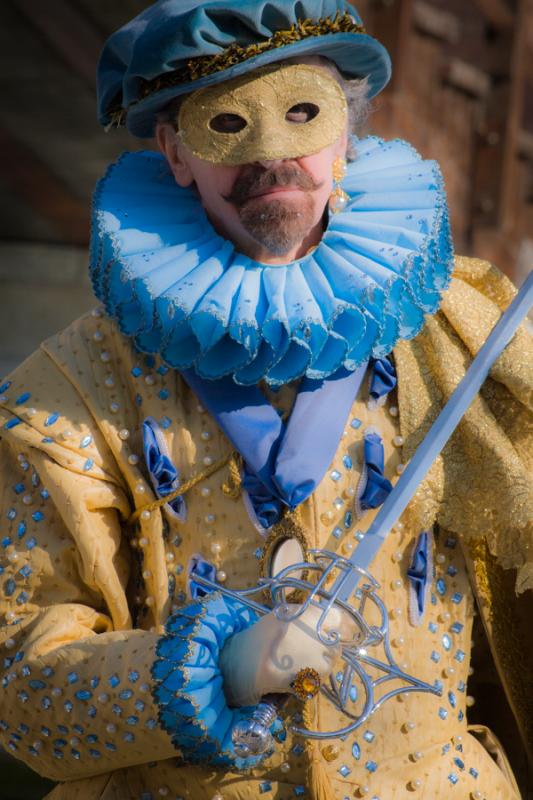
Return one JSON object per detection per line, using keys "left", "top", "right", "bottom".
{"left": 97, "top": 0, "right": 392, "bottom": 138}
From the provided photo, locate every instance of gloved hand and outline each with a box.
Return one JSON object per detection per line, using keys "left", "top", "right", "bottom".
{"left": 219, "top": 603, "right": 352, "bottom": 707}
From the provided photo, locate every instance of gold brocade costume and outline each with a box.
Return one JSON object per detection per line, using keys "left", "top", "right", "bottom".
{"left": 0, "top": 258, "right": 530, "bottom": 799}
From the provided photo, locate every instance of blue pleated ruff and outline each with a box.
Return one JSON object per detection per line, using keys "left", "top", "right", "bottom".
{"left": 90, "top": 136, "right": 454, "bottom": 386}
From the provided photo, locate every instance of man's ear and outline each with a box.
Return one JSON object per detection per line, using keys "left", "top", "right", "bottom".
{"left": 156, "top": 123, "right": 195, "bottom": 187}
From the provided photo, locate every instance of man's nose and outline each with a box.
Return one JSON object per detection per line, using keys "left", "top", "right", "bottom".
{"left": 255, "top": 159, "right": 285, "bottom": 170}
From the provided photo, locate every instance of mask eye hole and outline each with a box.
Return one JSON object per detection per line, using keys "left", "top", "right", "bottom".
{"left": 286, "top": 103, "right": 320, "bottom": 123}
{"left": 209, "top": 113, "right": 247, "bottom": 133}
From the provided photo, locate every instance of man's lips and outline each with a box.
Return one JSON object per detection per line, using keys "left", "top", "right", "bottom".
{"left": 247, "top": 185, "right": 305, "bottom": 200}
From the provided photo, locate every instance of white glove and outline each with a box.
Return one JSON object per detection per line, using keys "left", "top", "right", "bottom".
{"left": 219, "top": 603, "right": 351, "bottom": 707}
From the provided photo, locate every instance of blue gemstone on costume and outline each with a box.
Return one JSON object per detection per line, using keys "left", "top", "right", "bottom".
{"left": 333, "top": 526, "right": 343, "bottom": 540}
{"left": 90, "top": 676, "right": 100, "bottom": 689}
{"left": 446, "top": 565, "right": 458, "bottom": 576}
{"left": 135, "top": 394, "right": 143, "bottom": 406}
{"left": 54, "top": 739, "right": 67, "bottom": 747}
{"left": 21, "top": 665, "right": 31, "bottom": 677}
{"left": 454, "top": 650, "right": 465, "bottom": 663}
{"left": 29, "top": 680, "right": 46, "bottom": 691}
{"left": 87, "top": 705, "right": 97, "bottom": 718}
{"left": 259, "top": 782, "right": 273, "bottom": 793}
{"left": 0, "top": 381, "right": 12, "bottom": 393}
{"left": 450, "top": 622, "right": 463, "bottom": 634}
{"left": 158, "top": 389, "right": 169, "bottom": 401}
{"left": 109, "top": 674, "right": 120, "bottom": 687}
{"left": 134, "top": 700, "right": 145, "bottom": 712}
{"left": 338, "top": 765, "right": 351, "bottom": 777}
{"left": 4, "top": 579, "right": 16, "bottom": 597}
{"left": 145, "top": 718, "right": 157, "bottom": 730}
{"left": 160, "top": 416, "right": 172, "bottom": 429}
{"left": 128, "top": 670, "right": 140, "bottom": 683}
{"left": 469, "top": 767, "right": 478, "bottom": 779}
{"left": 13, "top": 483, "right": 25, "bottom": 494}
{"left": 330, "top": 470, "right": 342, "bottom": 482}
{"left": 40, "top": 489, "right": 49, "bottom": 500}
{"left": 2, "top": 535, "right": 12, "bottom": 547}
{"left": 4, "top": 418, "right": 22, "bottom": 430}
{"left": 363, "top": 730, "right": 375, "bottom": 743}
{"left": 75, "top": 690, "right": 93, "bottom": 701}
{"left": 445, "top": 537, "right": 456, "bottom": 549}
{"left": 89, "top": 749, "right": 101, "bottom": 758}
{"left": 438, "top": 707, "right": 448, "bottom": 720}
{"left": 454, "top": 757, "right": 464, "bottom": 770}
{"left": 6, "top": 509, "right": 16, "bottom": 521}
{"left": 119, "top": 689, "right": 133, "bottom": 700}
{"left": 80, "top": 435, "right": 93, "bottom": 449}
{"left": 292, "top": 743, "right": 304, "bottom": 755}
{"left": 41, "top": 437, "right": 54, "bottom": 445}
{"left": 448, "top": 692, "right": 456, "bottom": 708}
{"left": 18, "top": 723, "right": 29, "bottom": 734}
{"left": 351, "top": 418, "right": 362, "bottom": 429}
{"left": 442, "top": 634, "right": 452, "bottom": 651}
{"left": 32, "top": 511, "right": 44, "bottom": 522}
{"left": 436, "top": 578, "right": 446, "bottom": 596}
{"left": 131, "top": 367, "right": 142, "bottom": 378}
{"left": 344, "top": 511, "right": 353, "bottom": 529}
{"left": 430, "top": 651, "right": 440, "bottom": 663}
{"left": 26, "top": 537, "right": 37, "bottom": 550}
{"left": 126, "top": 715, "right": 138, "bottom": 726}
{"left": 17, "top": 522, "right": 26, "bottom": 539}
{"left": 86, "top": 734, "right": 98, "bottom": 744}
{"left": 365, "top": 760, "right": 378, "bottom": 773}
{"left": 352, "top": 742, "right": 361, "bottom": 760}
{"left": 52, "top": 749, "right": 63, "bottom": 759}
{"left": 343, "top": 455, "right": 353, "bottom": 469}
{"left": 15, "top": 393, "right": 31, "bottom": 405}
{"left": 64, "top": 701, "right": 73, "bottom": 712}
{"left": 83, "top": 459, "right": 94, "bottom": 471}
{"left": 124, "top": 731, "right": 135, "bottom": 743}
{"left": 41, "top": 697, "right": 52, "bottom": 710}
{"left": 157, "top": 366, "right": 169, "bottom": 376}
{"left": 428, "top": 622, "right": 438, "bottom": 633}
{"left": 71, "top": 749, "right": 81, "bottom": 759}
{"left": 457, "top": 681, "right": 466, "bottom": 692}
{"left": 41, "top": 727, "right": 51, "bottom": 737}
{"left": 112, "top": 705, "right": 122, "bottom": 716}
{"left": 67, "top": 672, "right": 79, "bottom": 684}
{"left": 44, "top": 413, "right": 60, "bottom": 427}
{"left": 451, "top": 592, "right": 463, "bottom": 604}
{"left": 17, "top": 691, "right": 29, "bottom": 703}
{"left": 448, "top": 773, "right": 458, "bottom": 785}
{"left": 441, "top": 743, "right": 451, "bottom": 754}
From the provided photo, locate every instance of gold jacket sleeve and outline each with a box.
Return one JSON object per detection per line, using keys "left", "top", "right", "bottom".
{"left": 0, "top": 348, "right": 177, "bottom": 782}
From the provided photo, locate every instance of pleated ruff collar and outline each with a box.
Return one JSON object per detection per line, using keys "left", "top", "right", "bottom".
{"left": 89, "top": 136, "right": 453, "bottom": 387}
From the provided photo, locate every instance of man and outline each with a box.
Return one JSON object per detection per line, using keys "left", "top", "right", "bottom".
{"left": 0, "top": 2, "right": 531, "bottom": 799}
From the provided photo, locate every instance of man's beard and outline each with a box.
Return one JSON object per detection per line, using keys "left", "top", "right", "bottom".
{"left": 224, "top": 163, "right": 323, "bottom": 257}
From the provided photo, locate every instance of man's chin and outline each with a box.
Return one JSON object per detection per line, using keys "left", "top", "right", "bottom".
{"left": 239, "top": 196, "right": 316, "bottom": 258}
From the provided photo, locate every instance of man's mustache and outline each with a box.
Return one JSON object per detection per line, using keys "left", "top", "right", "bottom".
{"left": 223, "top": 164, "right": 323, "bottom": 207}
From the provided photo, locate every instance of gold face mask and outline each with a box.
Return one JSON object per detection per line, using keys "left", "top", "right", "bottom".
{"left": 177, "top": 64, "right": 348, "bottom": 165}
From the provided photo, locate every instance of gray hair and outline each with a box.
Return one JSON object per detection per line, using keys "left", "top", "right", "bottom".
{"left": 157, "top": 58, "right": 371, "bottom": 161}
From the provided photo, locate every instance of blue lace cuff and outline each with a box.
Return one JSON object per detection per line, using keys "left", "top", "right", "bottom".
{"left": 151, "top": 592, "right": 271, "bottom": 769}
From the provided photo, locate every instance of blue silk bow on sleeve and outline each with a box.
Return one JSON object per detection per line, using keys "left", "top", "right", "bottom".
{"left": 142, "top": 418, "right": 186, "bottom": 519}
{"left": 358, "top": 430, "right": 394, "bottom": 511}
{"left": 407, "top": 531, "right": 431, "bottom": 624}
{"left": 369, "top": 356, "right": 397, "bottom": 402}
